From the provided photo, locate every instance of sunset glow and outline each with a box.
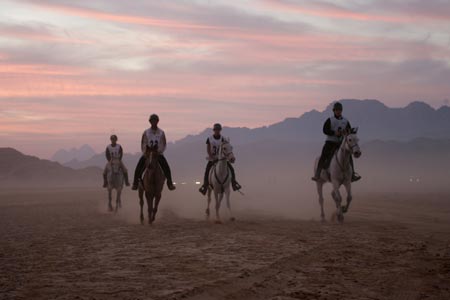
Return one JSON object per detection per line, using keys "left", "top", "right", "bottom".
{"left": 1, "top": 0, "right": 450, "bottom": 157}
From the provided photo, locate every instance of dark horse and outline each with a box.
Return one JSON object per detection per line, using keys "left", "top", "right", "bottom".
{"left": 138, "top": 146, "right": 166, "bottom": 224}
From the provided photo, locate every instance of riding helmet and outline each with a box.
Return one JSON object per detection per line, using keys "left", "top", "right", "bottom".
{"left": 149, "top": 114, "right": 159, "bottom": 122}
{"left": 333, "top": 102, "right": 343, "bottom": 111}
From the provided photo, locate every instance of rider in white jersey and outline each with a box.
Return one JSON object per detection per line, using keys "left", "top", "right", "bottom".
{"left": 103, "top": 135, "right": 130, "bottom": 187}
{"left": 199, "top": 123, "right": 241, "bottom": 195}
{"left": 311, "top": 102, "right": 361, "bottom": 182}
{"left": 131, "top": 114, "right": 176, "bottom": 191}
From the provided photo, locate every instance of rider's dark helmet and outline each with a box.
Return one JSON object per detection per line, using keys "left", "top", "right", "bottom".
{"left": 149, "top": 114, "right": 159, "bottom": 122}
{"left": 333, "top": 102, "right": 343, "bottom": 111}
{"left": 213, "top": 123, "right": 222, "bottom": 130}
{"left": 110, "top": 134, "right": 118, "bottom": 140}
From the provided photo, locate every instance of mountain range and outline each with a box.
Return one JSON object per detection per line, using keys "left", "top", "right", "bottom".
{"left": 172, "top": 99, "right": 450, "bottom": 147}
{"left": 0, "top": 148, "right": 101, "bottom": 187}
{"left": 51, "top": 144, "right": 97, "bottom": 164}
{"left": 4, "top": 99, "right": 450, "bottom": 189}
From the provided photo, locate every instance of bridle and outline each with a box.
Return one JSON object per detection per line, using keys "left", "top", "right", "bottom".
{"left": 217, "top": 141, "right": 234, "bottom": 161}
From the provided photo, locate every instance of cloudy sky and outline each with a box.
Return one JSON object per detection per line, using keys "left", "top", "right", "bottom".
{"left": 1, "top": 0, "right": 450, "bottom": 158}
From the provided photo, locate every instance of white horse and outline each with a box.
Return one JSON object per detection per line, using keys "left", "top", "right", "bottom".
{"left": 106, "top": 158, "right": 124, "bottom": 213}
{"left": 314, "top": 129, "right": 362, "bottom": 223}
{"left": 205, "top": 138, "right": 236, "bottom": 224}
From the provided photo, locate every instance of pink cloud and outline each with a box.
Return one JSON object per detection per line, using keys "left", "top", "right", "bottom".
{"left": 261, "top": 0, "right": 412, "bottom": 23}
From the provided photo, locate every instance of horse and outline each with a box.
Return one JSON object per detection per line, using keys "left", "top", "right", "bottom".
{"left": 106, "top": 158, "right": 124, "bottom": 213}
{"left": 205, "top": 138, "right": 236, "bottom": 224}
{"left": 138, "top": 147, "right": 165, "bottom": 225}
{"left": 313, "top": 129, "right": 362, "bottom": 223}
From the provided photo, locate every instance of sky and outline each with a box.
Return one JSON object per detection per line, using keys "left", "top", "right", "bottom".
{"left": 1, "top": 0, "right": 450, "bottom": 158}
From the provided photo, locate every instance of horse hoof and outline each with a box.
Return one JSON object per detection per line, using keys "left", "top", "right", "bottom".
{"left": 337, "top": 214, "right": 344, "bottom": 224}
{"left": 215, "top": 220, "right": 223, "bottom": 224}
{"left": 108, "top": 206, "right": 113, "bottom": 212}
{"left": 230, "top": 217, "right": 236, "bottom": 222}
{"left": 320, "top": 218, "right": 327, "bottom": 224}
{"left": 331, "top": 212, "right": 336, "bottom": 223}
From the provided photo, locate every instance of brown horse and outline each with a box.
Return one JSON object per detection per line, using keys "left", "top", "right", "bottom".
{"left": 138, "top": 147, "right": 166, "bottom": 224}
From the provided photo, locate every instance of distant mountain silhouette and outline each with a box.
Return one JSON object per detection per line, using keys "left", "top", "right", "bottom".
{"left": 173, "top": 99, "right": 450, "bottom": 146}
{"left": 51, "top": 144, "right": 96, "bottom": 164}
{"left": 65, "top": 152, "right": 141, "bottom": 170}
{"left": 64, "top": 100, "right": 450, "bottom": 178}
{"left": 0, "top": 148, "right": 101, "bottom": 187}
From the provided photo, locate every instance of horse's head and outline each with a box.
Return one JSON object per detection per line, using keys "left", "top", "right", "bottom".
{"left": 343, "top": 128, "right": 361, "bottom": 158}
{"left": 220, "top": 137, "right": 235, "bottom": 163}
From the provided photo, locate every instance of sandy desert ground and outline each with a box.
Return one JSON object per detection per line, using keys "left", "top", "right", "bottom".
{"left": 1, "top": 186, "right": 449, "bottom": 300}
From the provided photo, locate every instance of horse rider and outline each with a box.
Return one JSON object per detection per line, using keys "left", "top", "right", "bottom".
{"left": 131, "top": 114, "right": 176, "bottom": 191}
{"left": 311, "top": 102, "right": 361, "bottom": 182}
{"left": 199, "top": 123, "right": 242, "bottom": 195}
{"left": 103, "top": 134, "right": 130, "bottom": 187}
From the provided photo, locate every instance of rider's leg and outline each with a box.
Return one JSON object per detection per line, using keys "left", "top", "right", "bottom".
{"left": 313, "top": 143, "right": 330, "bottom": 181}
{"left": 132, "top": 156, "right": 146, "bottom": 190}
{"left": 120, "top": 161, "right": 130, "bottom": 186}
{"left": 227, "top": 162, "right": 241, "bottom": 191}
{"left": 350, "top": 156, "right": 361, "bottom": 182}
{"left": 102, "top": 163, "right": 109, "bottom": 188}
{"left": 199, "top": 161, "right": 214, "bottom": 195}
{"left": 158, "top": 155, "right": 176, "bottom": 190}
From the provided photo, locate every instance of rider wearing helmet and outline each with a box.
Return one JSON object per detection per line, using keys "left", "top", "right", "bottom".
{"left": 131, "top": 114, "right": 176, "bottom": 191}
{"left": 312, "top": 102, "right": 361, "bottom": 182}
{"left": 103, "top": 134, "right": 130, "bottom": 187}
{"left": 199, "top": 123, "right": 242, "bottom": 195}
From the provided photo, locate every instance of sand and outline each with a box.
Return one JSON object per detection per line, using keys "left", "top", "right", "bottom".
{"left": 0, "top": 187, "right": 449, "bottom": 300}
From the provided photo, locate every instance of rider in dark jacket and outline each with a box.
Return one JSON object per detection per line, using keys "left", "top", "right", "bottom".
{"left": 312, "top": 102, "right": 361, "bottom": 182}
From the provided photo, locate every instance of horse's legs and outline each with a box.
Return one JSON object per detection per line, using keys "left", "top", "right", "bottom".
{"left": 331, "top": 182, "right": 344, "bottom": 223}
{"left": 214, "top": 191, "right": 223, "bottom": 224}
{"left": 146, "top": 192, "right": 154, "bottom": 224}
{"left": 343, "top": 182, "right": 352, "bottom": 213}
{"left": 139, "top": 190, "right": 144, "bottom": 224}
{"left": 108, "top": 189, "right": 113, "bottom": 212}
{"left": 316, "top": 182, "right": 325, "bottom": 222}
{"left": 115, "top": 189, "right": 122, "bottom": 213}
{"left": 225, "top": 189, "right": 234, "bottom": 221}
{"left": 206, "top": 188, "right": 212, "bottom": 220}
{"left": 152, "top": 193, "right": 161, "bottom": 222}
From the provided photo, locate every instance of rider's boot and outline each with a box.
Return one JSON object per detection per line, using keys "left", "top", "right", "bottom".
{"left": 311, "top": 168, "right": 321, "bottom": 182}
{"left": 167, "top": 180, "right": 176, "bottom": 191}
{"left": 132, "top": 156, "right": 146, "bottom": 190}
{"left": 124, "top": 172, "right": 130, "bottom": 187}
{"left": 351, "top": 172, "right": 361, "bottom": 182}
{"left": 231, "top": 180, "right": 242, "bottom": 191}
{"left": 102, "top": 174, "right": 107, "bottom": 188}
{"left": 199, "top": 183, "right": 208, "bottom": 195}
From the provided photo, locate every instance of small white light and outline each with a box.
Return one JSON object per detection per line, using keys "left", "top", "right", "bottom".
{"left": 195, "top": 181, "right": 201, "bottom": 185}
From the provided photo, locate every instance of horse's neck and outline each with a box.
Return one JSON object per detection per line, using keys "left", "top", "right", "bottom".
{"left": 215, "top": 159, "right": 228, "bottom": 178}
{"left": 149, "top": 155, "right": 158, "bottom": 169}
{"left": 336, "top": 140, "right": 351, "bottom": 167}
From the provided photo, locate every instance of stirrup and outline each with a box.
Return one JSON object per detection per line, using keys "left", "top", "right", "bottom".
{"left": 131, "top": 181, "right": 139, "bottom": 190}
{"left": 232, "top": 182, "right": 242, "bottom": 191}
{"left": 199, "top": 185, "right": 208, "bottom": 195}
{"left": 351, "top": 173, "right": 361, "bottom": 182}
